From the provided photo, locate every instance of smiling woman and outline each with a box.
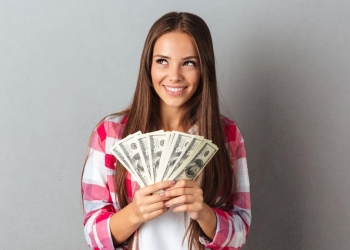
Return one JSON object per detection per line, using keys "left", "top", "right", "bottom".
{"left": 151, "top": 32, "right": 201, "bottom": 130}
{"left": 81, "top": 12, "right": 251, "bottom": 250}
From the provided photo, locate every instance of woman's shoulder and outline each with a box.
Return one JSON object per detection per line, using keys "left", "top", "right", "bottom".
{"left": 220, "top": 115, "right": 238, "bottom": 128}
{"left": 93, "top": 113, "right": 128, "bottom": 141}
{"left": 220, "top": 115, "right": 244, "bottom": 142}
{"left": 103, "top": 113, "right": 128, "bottom": 125}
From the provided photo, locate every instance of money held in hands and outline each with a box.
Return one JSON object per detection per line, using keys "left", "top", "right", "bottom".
{"left": 110, "top": 130, "right": 218, "bottom": 187}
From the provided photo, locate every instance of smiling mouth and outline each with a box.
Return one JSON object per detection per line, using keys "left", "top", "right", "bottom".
{"left": 164, "top": 86, "right": 187, "bottom": 92}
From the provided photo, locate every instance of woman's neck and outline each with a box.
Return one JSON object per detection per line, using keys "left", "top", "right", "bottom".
{"left": 159, "top": 106, "right": 186, "bottom": 132}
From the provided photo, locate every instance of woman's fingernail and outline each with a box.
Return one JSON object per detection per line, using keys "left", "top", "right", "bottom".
{"left": 169, "top": 180, "right": 175, "bottom": 186}
{"left": 159, "top": 192, "right": 165, "bottom": 197}
{"left": 165, "top": 202, "right": 170, "bottom": 207}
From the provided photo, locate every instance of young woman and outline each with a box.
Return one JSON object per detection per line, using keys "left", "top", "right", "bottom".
{"left": 82, "top": 12, "right": 251, "bottom": 250}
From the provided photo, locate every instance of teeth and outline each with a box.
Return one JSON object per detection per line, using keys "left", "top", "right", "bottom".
{"left": 165, "top": 86, "right": 184, "bottom": 92}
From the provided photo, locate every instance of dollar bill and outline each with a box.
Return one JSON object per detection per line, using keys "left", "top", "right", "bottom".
{"left": 135, "top": 133, "right": 153, "bottom": 183}
{"left": 110, "top": 130, "right": 218, "bottom": 187}
{"left": 168, "top": 140, "right": 218, "bottom": 181}
{"left": 158, "top": 132, "right": 195, "bottom": 181}
{"left": 164, "top": 135, "right": 204, "bottom": 180}
{"left": 118, "top": 132, "right": 150, "bottom": 187}
{"left": 148, "top": 130, "right": 170, "bottom": 183}
{"left": 110, "top": 144, "right": 146, "bottom": 187}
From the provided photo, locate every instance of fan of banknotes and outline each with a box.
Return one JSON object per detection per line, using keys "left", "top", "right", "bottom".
{"left": 110, "top": 130, "right": 218, "bottom": 187}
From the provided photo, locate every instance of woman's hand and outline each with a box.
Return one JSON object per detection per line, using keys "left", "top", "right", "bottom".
{"left": 162, "top": 179, "right": 205, "bottom": 220}
{"left": 163, "top": 179, "right": 217, "bottom": 239}
{"left": 110, "top": 180, "right": 176, "bottom": 244}
{"left": 129, "top": 180, "right": 175, "bottom": 224}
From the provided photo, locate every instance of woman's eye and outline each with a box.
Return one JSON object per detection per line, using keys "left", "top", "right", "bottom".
{"left": 184, "top": 61, "right": 196, "bottom": 66}
{"left": 156, "top": 59, "right": 168, "bottom": 65}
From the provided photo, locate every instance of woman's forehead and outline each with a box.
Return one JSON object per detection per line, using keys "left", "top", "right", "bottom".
{"left": 153, "top": 32, "right": 198, "bottom": 58}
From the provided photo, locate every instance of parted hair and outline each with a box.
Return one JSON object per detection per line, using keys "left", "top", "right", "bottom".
{"left": 113, "top": 12, "right": 237, "bottom": 250}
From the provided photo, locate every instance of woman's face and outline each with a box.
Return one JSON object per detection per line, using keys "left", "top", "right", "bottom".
{"left": 151, "top": 32, "right": 201, "bottom": 111}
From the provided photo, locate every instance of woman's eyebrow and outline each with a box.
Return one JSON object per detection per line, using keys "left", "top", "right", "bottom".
{"left": 153, "top": 54, "right": 170, "bottom": 58}
{"left": 182, "top": 56, "right": 199, "bottom": 60}
{"left": 153, "top": 54, "right": 199, "bottom": 60}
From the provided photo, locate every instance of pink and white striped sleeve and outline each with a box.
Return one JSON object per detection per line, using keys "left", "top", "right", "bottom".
{"left": 202, "top": 119, "right": 251, "bottom": 250}
{"left": 82, "top": 122, "right": 126, "bottom": 250}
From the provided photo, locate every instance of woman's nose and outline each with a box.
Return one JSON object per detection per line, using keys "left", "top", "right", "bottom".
{"left": 168, "top": 65, "right": 182, "bottom": 82}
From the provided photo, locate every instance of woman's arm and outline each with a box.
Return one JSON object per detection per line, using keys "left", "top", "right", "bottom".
{"left": 204, "top": 157, "right": 251, "bottom": 249}
{"left": 202, "top": 121, "right": 251, "bottom": 249}
{"left": 162, "top": 121, "right": 251, "bottom": 249}
{"left": 82, "top": 126, "right": 118, "bottom": 249}
{"left": 82, "top": 121, "right": 176, "bottom": 248}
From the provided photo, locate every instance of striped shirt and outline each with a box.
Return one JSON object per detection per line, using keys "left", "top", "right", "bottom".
{"left": 82, "top": 115, "right": 251, "bottom": 249}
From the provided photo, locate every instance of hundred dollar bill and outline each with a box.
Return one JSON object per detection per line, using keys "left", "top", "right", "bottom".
{"left": 157, "top": 132, "right": 173, "bottom": 168}
{"left": 110, "top": 144, "right": 134, "bottom": 175}
{"left": 158, "top": 132, "right": 195, "bottom": 182}
{"left": 134, "top": 133, "right": 153, "bottom": 183}
{"left": 168, "top": 140, "right": 218, "bottom": 181}
{"left": 164, "top": 135, "right": 204, "bottom": 180}
{"left": 110, "top": 143, "right": 146, "bottom": 187}
{"left": 118, "top": 132, "right": 150, "bottom": 187}
{"left": 156, "top": 131, "right": 175, "bottom": 182}
{"left": 167, "top": 132, "right": 175, "bottom": 148}
{"left": 147, "top": 130, "right": 170, "bottom": 183}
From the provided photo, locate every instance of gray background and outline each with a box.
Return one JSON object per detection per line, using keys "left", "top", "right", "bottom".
{"left": 1, "top": 1, "right": 349, "bottom": 249}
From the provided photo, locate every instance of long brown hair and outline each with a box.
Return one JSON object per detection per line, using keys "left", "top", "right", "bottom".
{"left": 113, "top": 12, "right": 236, "bottom": 250}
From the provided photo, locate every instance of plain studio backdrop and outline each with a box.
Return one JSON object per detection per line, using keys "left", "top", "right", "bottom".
{"left": 1, "top": 1, "right": 349, "bottom": 249}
